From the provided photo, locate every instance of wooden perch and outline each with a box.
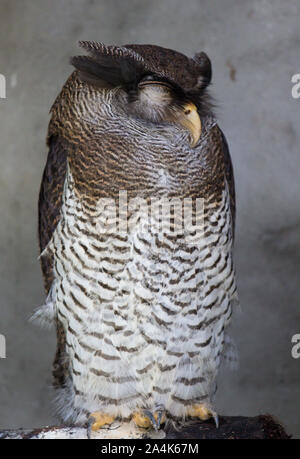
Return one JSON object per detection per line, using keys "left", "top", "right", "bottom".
{"left": 0, "top": 415, "right": 290, "bottom": 439}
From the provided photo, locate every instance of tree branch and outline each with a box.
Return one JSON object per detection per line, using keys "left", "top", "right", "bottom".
{"left": 0, "top": 415, "right": 290, "bottom": 439}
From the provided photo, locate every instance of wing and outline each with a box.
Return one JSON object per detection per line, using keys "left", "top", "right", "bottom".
{"left": 219, "top": 128, "right": 236, "bottom": 237}
{"left": 38, "top": 135, "right": 70, "bottom": 389}
{"left": 38, "top": 135, "right": 67, "bottom": 293}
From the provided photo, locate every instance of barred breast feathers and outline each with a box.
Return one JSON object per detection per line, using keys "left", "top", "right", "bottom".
{"left": 35, "top": 154, "right": 237, "bottom": 421}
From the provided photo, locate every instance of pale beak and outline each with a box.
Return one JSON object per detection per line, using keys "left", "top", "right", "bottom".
{"left": 179, "top": 102, "right": 202, "bottom": 147}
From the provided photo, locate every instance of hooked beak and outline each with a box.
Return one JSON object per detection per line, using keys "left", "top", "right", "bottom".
{"left": 178, "top": 102, "right": 202, "bottom": 147}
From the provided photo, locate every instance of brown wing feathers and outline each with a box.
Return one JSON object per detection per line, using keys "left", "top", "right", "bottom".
{"left": 38, "top": 135, "right": 67, "bottom": 292}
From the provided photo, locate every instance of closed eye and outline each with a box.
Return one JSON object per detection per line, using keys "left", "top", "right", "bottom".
{"left": 138, "top": 80, "right": 173, "bottom": 90}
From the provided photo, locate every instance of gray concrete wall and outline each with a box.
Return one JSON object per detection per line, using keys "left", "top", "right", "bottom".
{"left": 0, "top": 0, "right": 299, "bottom": 437}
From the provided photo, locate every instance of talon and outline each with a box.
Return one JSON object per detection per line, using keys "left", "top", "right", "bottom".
{"left": 212, "top": 411, "right": 219, "bottom": 429}
{"left": 87, "top": 411, "right": 115, "bottom": 433}
{"left": 143, "top": 409, "right": 157, "bottom": 429}
{"left": 156, "top": 410, "right": 166, "bottom": 430}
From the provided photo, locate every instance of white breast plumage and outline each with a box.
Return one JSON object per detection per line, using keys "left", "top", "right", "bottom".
{"left": 38, "top": 163, "right": 238, "bottom": 423}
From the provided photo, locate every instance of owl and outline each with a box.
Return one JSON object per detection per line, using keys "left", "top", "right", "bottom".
{"left": 36, "top": 42, "right": 238, "bottom": 432}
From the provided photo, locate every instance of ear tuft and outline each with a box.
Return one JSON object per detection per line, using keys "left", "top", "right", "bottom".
{"left": 193, "top": 51, "right": 212, "bottom": 90}
{"left": 71, "top": 42, "right": 145, "bottom": 88}
{"left": 71, "top": 55, "right": 125, "bottom": 86}
{"left": 78, "top": 41, "right": 104, "bottom": 52}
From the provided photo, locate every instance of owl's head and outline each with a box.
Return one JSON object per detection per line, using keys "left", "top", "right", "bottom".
{"left": 71, "top": 42, "right": 213, "bottom": 147}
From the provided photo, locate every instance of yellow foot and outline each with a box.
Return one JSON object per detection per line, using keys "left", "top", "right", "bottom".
{"left": 133, "top": 411, "right": 152, "bottom": 429}
{"left": 187, "top": 404, "right": 219, "bottom": 427}
{"left": 88, "top": 411, "right": 115, "bottom": 431}
{"left": 133, "top": 410, "right": 166, "bottom": 430}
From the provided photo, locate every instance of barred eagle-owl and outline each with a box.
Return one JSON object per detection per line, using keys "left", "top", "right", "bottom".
{"left": 36, "top": 42, "right": 238, "bottom": 431}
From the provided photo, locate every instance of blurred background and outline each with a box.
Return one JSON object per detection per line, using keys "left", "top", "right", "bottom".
{"left": 0, "top": 0, "right": 299, "bottom": 437}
